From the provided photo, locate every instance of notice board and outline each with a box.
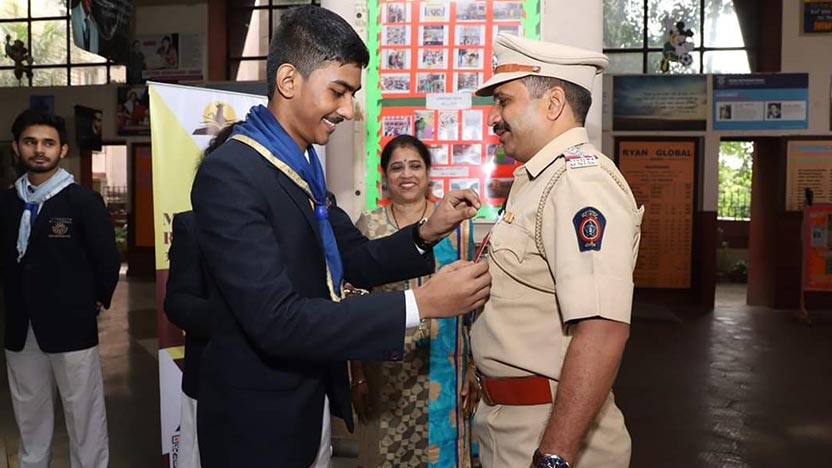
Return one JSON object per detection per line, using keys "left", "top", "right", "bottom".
{"left": 617, "top": 139, "right": 696, "bottom": 288}
{"left": 786, "top": 140, "right": 832, "bottom": 211}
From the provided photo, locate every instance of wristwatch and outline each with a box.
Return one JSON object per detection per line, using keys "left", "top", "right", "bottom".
{"left": 413, "top": 218, "right": 439, "bottom": 251}
{"left": 532, "top": 450, "right": 570, "bottom": 468}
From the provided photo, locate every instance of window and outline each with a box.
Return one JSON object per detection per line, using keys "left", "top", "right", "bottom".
{"left": 0, "top": 0, "right": 124, "bottom": 86}
{"left": 227, "top": 0, "right": 321, "bottom": 81}
{"left": 603, "top": 0, "right": 750, "bottom": 74}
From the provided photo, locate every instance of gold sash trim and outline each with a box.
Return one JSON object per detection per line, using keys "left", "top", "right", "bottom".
{"left": 231, "top": 134, "right": 342, "bottom": 302}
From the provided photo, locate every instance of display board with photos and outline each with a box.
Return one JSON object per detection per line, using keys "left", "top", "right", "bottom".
{"left": 367, "top": 0, "right": 540, "bottom": 218}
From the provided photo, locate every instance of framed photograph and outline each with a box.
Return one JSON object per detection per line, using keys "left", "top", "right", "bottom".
{"left": 414, "top": 110, "right": 436, "bottom": 140}
{"left": 438, "top": 110, "right": 459, "bottom": 140}
{"left": 456, "top": 1, "right": 487, "bottom": 21}
{"left": 462, "top": 110, "right": 483, "bottom": 140}
{"left": 455, "top": 25, "right": 485, "bottom": 45}
{"left": 428, "top": 144, "right": 448, "bottom": 165}
{"left": 417, "top": 73, "right": 446, "bottom": 94}
{"left": 450, "top": 178, "right": 481, "bottom": 194}
{"left": 419, "top": 25, "right": 448, "bottom": 46}
{"left": 116, "top": 85, "right": 150, "bottom": 136}
{"left": 452, "top": 144, "right": 483, "bottom": 165}
{"left": 494, "top": 24, "right": 523, "bottom": 37}
{"left": 429, "top": 179, "right": 446, "bottom": 199}
{"left": 486, "top": 177, "right": 513, "bottom": 199}
{"left": 382, "top": 49, "right": 410, "bottom": 70}
{"left": 456, "top": 48, "right": 483, "bottom": 69}
{"left": 717, "top": 103, "right": 733, "bottom": 121}
{"left": 383, "top": 25, "right": 411, "bottom": 46}
{"left": 493, "top": 1, "right": 525, "bottom": 21}
{"left": 383, "top": 3, "right": 410, "bottom": 23}
{"left": 765, "top": 101, "right": 783, "bottom": 120}
{"left": 420, "top": 2, "right": 449, "bottom": 22}
{"left": 455, "top": 72, "right": 482, "bottom": 92}
{"left": 382, "top": 115, "right": 413, "bottom": 137}
{"left": 75, "top": 105, "right": 103, "bottom": 151}
{"left": 418, "top": 48, "right": 447, "bottom": 68}
{"left": 488, "top": 143, "right": 516, "bottom": 165}
{"left": 381, "top": 73, "right": 411, "bottom": 94}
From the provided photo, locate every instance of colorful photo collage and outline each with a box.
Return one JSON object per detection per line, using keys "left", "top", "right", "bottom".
{"left": 379, "top": 1, "right": 526, "bottom": 97}
{"left": 380, "top": 106, "right": 517, "bottom": 202}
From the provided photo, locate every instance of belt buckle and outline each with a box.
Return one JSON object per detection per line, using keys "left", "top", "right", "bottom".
{"left": 475, "top": 370, "right": 495, "bottom": 406}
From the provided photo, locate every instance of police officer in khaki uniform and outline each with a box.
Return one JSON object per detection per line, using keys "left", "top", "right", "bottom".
{"left": 470, "top": 34, "right": 644, "bottom": 468}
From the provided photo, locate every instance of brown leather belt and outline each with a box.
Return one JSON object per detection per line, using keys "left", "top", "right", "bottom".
{"left": 476, "top": 371, "right": 553, "bottom": 406}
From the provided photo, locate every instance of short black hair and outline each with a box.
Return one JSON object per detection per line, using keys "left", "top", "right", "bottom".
{"left": 521, "top": 76, "right": 593, "bottom": 126}
{"left": 266, "top": 5, "right": 370, "bottom": 99}
{"left": 380, "top": 134, "right": 432, "bottom": 174}
{"left": 11, "top": 109, "right": 68, "bottom": 146}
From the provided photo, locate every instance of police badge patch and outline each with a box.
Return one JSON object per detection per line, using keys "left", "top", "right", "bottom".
{"left": 572, "top": 207, "right": 605, "bottom": 252}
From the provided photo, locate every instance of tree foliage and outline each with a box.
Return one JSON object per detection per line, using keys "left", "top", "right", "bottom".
{"left": 1, "top": 0, "right": 69, "bottom": 87}
{"left": 718, "top": 141, "right": 753, "bottom": 220}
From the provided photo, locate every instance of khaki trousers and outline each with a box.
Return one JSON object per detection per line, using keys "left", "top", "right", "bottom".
{"left": 474, "top": 391, "right": 630, "bottom": 468}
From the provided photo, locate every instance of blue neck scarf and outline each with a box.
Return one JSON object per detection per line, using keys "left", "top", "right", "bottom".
{"left": 232, "top": 105, "right": 343, "bottom": 297}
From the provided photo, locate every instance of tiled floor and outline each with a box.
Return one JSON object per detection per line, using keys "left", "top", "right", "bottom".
{"left": 1, "top": 280, "right": 831, "bottom": 467}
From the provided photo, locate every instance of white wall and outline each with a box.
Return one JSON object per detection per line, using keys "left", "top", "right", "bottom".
{"left": 134, "top": 3, "right": 208, "bottom": 36}
{"left": 782, "top": 0, "right": 832, "bottom": 133}
{"left": 323, "top": 0, "right": 364, "bottom": 219}
{"left": 541, "top": 0, "right": 604, "bottom": 148}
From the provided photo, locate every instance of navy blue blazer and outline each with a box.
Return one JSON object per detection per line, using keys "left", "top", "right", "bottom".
{"left": 164, "top": 211, "right": 223, "bottom": 399}
{"left": 1, "top": 184, "right": 120, "bottom": 353}
{"left": 191, "top": 139, "right": 434, "bottom": 468}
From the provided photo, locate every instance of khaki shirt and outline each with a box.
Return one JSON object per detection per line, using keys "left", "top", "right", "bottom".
{"left": 472, "top": 127, "right": 643, "bottom": 380}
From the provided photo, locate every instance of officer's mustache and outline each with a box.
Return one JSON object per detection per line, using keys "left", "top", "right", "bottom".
{"left": 492, "top": 122, "right": 510, "bottom": 134}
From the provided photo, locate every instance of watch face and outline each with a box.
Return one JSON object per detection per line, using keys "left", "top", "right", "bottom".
{"left": 537, "top": 455, "right": 568, "bottom": 468}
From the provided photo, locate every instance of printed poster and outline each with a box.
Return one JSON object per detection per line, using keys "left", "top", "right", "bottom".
{"left": 802, "top": 0, "right": 832, "bottom": 34}
{"left": 713, "top": 73, "right": 809, "bottom": 131}
{"left": 128, "top": 33, "right": 205, "bottom": 84}
{"left": 613, "top": 75, "right": 707, "bottom": 131}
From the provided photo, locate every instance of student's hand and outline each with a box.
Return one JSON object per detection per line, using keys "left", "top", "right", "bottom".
{"left": 414, "top": 260, "right": 490, "bottom": 318}
{"left": 419, "top": 189, "right": 481, "bottom": 242}
{"left": 350, "top": 378, "right": 371, "bottom": 423}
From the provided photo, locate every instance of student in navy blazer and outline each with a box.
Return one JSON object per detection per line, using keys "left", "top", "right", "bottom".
{"left": 190, "top": 6, "right": 491, "bottom": 468}
{"left": 164, "top": 210, "right": 223, "bottom": 468}
{"left": 1, "top": 110, "right": 119, "bottom": 468}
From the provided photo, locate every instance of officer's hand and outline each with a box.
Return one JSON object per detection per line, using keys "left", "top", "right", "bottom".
{"left": 414, "top": 260, "right": 491, "bottom": 318}
{"left": 420, "top": 189, "right": 481, "bottom": 242}
{"left": 461, "top": 364, "right": 480, "bottom": 416}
